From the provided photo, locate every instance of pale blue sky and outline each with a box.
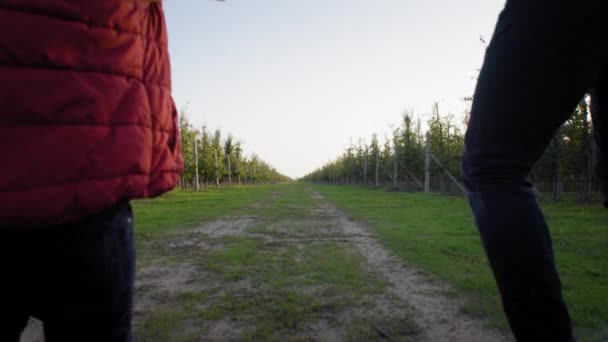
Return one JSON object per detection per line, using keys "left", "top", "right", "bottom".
{"left": 164, "top": 0, "right": 505, "bottom": 178}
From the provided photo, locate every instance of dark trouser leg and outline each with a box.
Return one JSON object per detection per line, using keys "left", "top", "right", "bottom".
{"left": 0, "top": 239, "right": 30, "bottom": 341}
{"left": 0, "top": 201, "right": 136, "bottom": 342}
{"left": 462, "top": 1, "right": 607, "bottom": 341}
{"left": 40, "top": 201, "right": 136, "bottom": 342}
{"left": 466, "top": 190, "right": 573, "bottom": 341}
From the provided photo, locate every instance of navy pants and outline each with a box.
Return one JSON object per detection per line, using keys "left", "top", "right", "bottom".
{"left": 0, "top": 201, "right": 135, "bottom": 342}
{"left": 462, "top": 0, "right": 608, "bottom": 341}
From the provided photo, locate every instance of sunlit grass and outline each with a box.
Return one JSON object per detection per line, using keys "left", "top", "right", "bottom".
{"left": 131, "top": 185, "right": 277, "bottom": 237}
{"left": 314, "top": 184, "right": 608, "bottom": 340}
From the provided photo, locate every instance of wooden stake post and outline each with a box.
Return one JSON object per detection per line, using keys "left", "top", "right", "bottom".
{"left": 424, "top": 132, "right": 430, "bottom": 193}
{"left": 194, "top": 137, "right": 199, "bottom": 192}
{"left": 227, "top": 153, "right": 232, "bottom": 186}
{"left": 214, "top": 149, "right": 219, "bottom": 188}
{"left": 363, "top": 153, "right": 368, "bottom": 184}
{"left": 375, "top": 151, "right": 379, "bottom": 187}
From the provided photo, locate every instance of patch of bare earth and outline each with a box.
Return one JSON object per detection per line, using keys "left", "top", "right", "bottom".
{"left": 193, "top": 216, "right": 258, "bottom": 238}
{"left": 309, "top": 190, "right": 509, "bottom": 342}
{"left": 133, "top": 215, "right": 260, "bottom": 337}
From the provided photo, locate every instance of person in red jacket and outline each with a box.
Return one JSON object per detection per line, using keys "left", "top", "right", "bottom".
{"left": 0, "top": 1, "right": 183, "bottom": 341}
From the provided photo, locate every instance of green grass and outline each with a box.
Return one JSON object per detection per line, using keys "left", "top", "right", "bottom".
{"left": 201, "top": 237, "right": 381, "bottom": 292}
{"left": 133, "top": 184, "right": 404, "bottom": 341}
{"left": 131, "top": 185, "right": 279, "bottom": 267}
{"left": 314, "top": 184, "right": 608, "bottom": 340}
{"left": 133, "top": 183, "right": 606, "bottom": 340}
{"left": 136, "top": 309, "right": 198, "bottom": 342}
{"left": 131, "top": 185, "right": 276, "bottom": 237}
{"left": 198, "top": 240, "right": 377, "bottom": 340}
{"left": 192, "top": 184, "right": 387, "bottom": 340}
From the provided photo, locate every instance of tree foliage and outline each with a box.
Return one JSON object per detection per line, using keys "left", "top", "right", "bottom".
{"left": 179, "top": 110, "right": 290, "bottom": 188}
{"left": 303, "top": 100, "right": 595, "bottom": 198}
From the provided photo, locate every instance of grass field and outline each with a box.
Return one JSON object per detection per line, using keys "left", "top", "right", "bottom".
{"left": 314, "top": 184, "right": 608, "bottom": 340}
{"left": 131, "top": 185, "right": 279, "bottom": 268}
{"left": 130, "top": 183, "right": 607, "bottom": 341}
{"left": 131, "top": 184, "right": 419, "bottom": 341}
{"left": 131, "top": 185, "right": 278, "bottom": 237}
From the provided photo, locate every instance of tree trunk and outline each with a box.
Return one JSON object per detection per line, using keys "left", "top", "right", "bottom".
{"left": 425, "top": 132, "right": 430, "bottom": 193}
{"left": 227, "top": 153, "right": 232, "bottom": 186}
{"left": 375, "top": 151, "right": 379, "bottom": 187}
{"left": 393, "top": 146, "right": 398, "bottom": 186}
{"left": 194, "top": 138, "right": 199, "bottom": 192}
{"left": 237, "top": 158, "right": 241, "bottom": 185}
{"left": 363, "top": 154, "right": 368, "bottom": 184}
{"left": 214, "top": 149, "right": 219, "bottom": 188}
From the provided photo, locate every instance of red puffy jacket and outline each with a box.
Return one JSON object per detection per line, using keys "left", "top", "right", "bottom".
{"left": 0, "top": 1, "right": 183, "bottom": 228}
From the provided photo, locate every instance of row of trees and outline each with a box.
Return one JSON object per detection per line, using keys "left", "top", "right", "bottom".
{"left": 300, "top": 103, "right": 463, "bottom": 186}
{"left": 179, "top": 109, "right": 290, "bottom": 189}
{"left": 302, "top": 100, "right": 596, "bottom": 200}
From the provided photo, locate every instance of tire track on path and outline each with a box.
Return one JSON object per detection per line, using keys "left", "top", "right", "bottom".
{"left": 308, "top": 189, "right": 508, "bottom": 342}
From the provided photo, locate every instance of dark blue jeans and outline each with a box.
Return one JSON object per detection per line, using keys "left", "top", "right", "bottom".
{"left": 462, "top": 1, "right": 608, "bottom": 341}
{"left": 0, "top": 201, "right": 135, "bottom": 342}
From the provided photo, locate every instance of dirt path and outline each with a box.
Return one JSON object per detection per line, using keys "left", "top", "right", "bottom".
{"left": 308, "top": 189, "right": 507, "bottom": 342}
{"left": 21, "top": 186, "right": 508, "bottom": 341}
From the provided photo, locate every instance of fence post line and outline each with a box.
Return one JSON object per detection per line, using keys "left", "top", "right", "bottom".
{"left": 227, "top": 152, "right": 232, "bottom": 186}
{"left": 236, "top": 154, "right": 241, "bottom": 185}
{"left": 214, "top": 149, "right": 219, "bottom": 188}
{"left": 425, "top": 131, "right": 431, "bottom": 193}
{"left": 393, "top": 145, "right": 398, "bottom": 186}
{"left": 398, "top": 162, "right": 424, "bottom": 190}
{"left": 429, "top": 153, "right": 467, "bottom": 194}
{"left": 194, "top": 137, "right": 199, "bottom": 192}
{"left": 364, "top": 152, "right": 368, "bottom": 184}
{"left": 375, "top": 150, "right": 380, "bottom": 187}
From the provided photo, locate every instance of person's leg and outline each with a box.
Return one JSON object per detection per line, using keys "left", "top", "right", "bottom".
{"left": 36, "top": 201, "right": 136, "bottom": 342}
{"left": 462, "top": 1, "right": 607, "bottom": 341}
{"left": 0, "top": 231, "right": 31, "bottom": 341}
